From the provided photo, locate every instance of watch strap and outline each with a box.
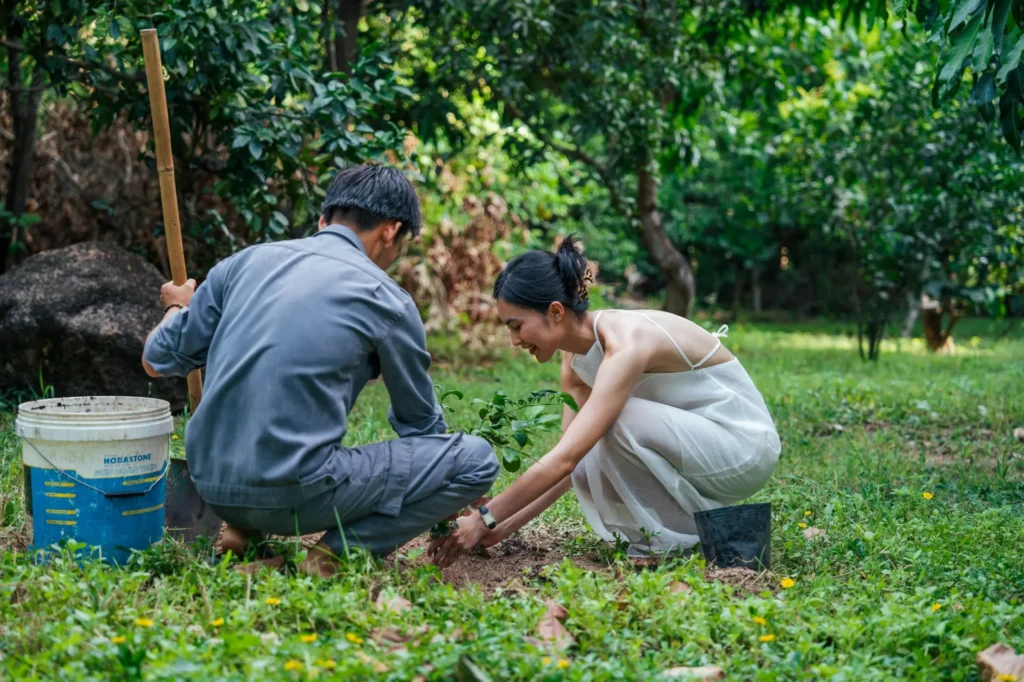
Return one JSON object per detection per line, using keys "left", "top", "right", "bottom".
{"left": 479, "top": 504, "right": 497, "bottom": 529}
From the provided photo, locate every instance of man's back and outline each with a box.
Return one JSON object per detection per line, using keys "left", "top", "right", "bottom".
{"left": 144, "top": 225, "right": 445, "bottom": 509}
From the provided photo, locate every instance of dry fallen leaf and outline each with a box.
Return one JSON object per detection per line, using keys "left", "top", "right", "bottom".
{"left": 370, "top": 624, "right": 430, "bottom": 652}
{"left": 664, "top": 666, "right": 725, "bottom": 680}
{"left": 355, "top": 651, "right": 390, "bottom": 674}
{"left": 1013, "top": 427, "right": 1024, "bottom": 441}
{"left": 376, "top": 591, "right": 412, "bottom": 614}
{"left": 536, "top": 599, "right": 575, "bottom": 651}
{"left": 802, "top": 526, "right": 828, "bottom": 541}
{"left": 670, "top": 581, "right": 693, "bottom": 594}
{"left": 977, "top": 643, "right": 1024, "bottom": 681}
{"left": 9, "top": 583, "right": 27, "bottom": 606}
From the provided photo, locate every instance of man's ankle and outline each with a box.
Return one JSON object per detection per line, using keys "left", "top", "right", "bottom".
{"left": 217, "top": 524, "right": 263, "bottom": 554}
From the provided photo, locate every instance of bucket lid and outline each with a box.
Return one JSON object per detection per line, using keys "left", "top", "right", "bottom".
{"left": 16, "top": 396, "right": 174, "bottom": 441}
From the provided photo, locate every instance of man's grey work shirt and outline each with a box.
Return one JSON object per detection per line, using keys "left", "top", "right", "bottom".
{"left": 143, "top": 225, "right": 446, "bottom": 512}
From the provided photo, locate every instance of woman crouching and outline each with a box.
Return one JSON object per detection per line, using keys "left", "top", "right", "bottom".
{"left": 429, "top": 236, "right": 781, "bottom": 565}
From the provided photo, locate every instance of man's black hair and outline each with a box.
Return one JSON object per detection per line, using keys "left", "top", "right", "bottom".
{"left": 320, "top": 164, "right": 422, "bottom": 238}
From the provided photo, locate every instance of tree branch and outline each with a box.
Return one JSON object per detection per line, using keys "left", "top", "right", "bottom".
{"left": 0, "top": 40, "right": 144, "bottom": 82}
{"left": 62, "top": 57, "right": 145, "bottom": 82}
{"left": 502, "top": 100, "right": 632, "bottom": 218}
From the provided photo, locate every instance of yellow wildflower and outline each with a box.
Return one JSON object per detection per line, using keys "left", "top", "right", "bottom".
{"left": 110, "top": 636, "right": 126, "bottom": 644}
{"left": 753, "top": 616, "right": 767, "bottom": 626}
{"left": 804, "top": 510, "right": 812, "bottom": 517}
{"left": 284, "top": 659, "right": 303, "bottom": 671}
{"left": 922, "top": 492, "right": 934, "bottom": 500}
{"left": 780, "top": 578, "right": 796, "bottom": 589}
{"left": 542, "top": 657, "right": 552, "bottom": 665}
{"left": 134, "top": 618, "right": 154, "bottom": 628}
{"left": 301, "top": 634, "right": 317, "bottom": 643}
{"left": 210, "top": 618, "right": 224, "bottom": 627}
{"left": 995, "top": 674, "right": 1016, "bottom": 682}
{"left": 759, "top": 634, "right": 776, "bottom": 642}
{"left": 557, "top": 659, "right": 570, "bottom": 669}
{"left": 172, "top": 435, "right": 180, "bottom": 440}
{"left": 931, "top": 603, "right": 942, "bottom": 612}
{"left": 265, "top": 597, "right": 281, "bottom": 606}
{"left": 346, "top": 632, "right": 363, "bottom": 645}
{"left": 798, "top": 522, "right": 808, "bottom": 529}
{"left": 316, "top": 659, "right": 337, "bottom": 669}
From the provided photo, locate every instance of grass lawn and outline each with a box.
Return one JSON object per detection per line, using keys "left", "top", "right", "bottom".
{"left": 1, "top": 319, "right": 1022, "bottom": 680}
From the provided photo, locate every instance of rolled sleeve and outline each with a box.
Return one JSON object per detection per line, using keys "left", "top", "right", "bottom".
{"left": 143, "top": 265, "right": 225, "bottom": 377}
{"left": 377, "top": 300, "right": 447, "bottom": 437}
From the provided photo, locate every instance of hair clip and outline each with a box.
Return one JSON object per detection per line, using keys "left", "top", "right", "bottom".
{"left": 578, "top": 267, "right": 594, "bottom": 302}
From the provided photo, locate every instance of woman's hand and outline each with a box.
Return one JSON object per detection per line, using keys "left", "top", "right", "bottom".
{"left": 428, "top": 512, "right": 488, "bottom": 568}
{"left": 480, "top": 523, "right": 510, "bottom": 548}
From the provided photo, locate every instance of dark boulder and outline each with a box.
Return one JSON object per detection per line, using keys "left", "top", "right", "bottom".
{"left": 0, "top": 242, "right": 187, "bottom": 410}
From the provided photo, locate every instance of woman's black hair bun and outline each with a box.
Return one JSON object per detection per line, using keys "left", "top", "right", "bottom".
{"left": 555, "top": 234, "right": 592, "bottom": 306}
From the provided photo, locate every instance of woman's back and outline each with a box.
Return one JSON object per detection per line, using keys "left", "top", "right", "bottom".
{"left": 570, "top": 310, "right": 774, "bottom": 429}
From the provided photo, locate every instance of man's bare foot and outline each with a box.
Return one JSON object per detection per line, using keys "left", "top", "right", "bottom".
{"left": 217, "top": 524, "right": 264, "bottom": 557}
{"left": 298, "top": 541, "right": 341, "bottom": 578}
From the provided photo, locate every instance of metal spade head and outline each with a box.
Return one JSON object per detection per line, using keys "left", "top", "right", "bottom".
{"left": 164, "top": 458, "right": 222, "bottom": 543}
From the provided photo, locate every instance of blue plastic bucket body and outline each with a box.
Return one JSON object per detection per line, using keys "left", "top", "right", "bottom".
{"left": 25, "top": 462, "right": 167, "bottom": 565}
{"left": 16, "top": 396, "right": 174, "bottom": 566}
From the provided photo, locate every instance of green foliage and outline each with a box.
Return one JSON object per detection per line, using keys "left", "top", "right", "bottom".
{"left": 664, "top": 15, "right": 1024, "bottom": 352}
{"left": 5, "top": 0, "right": 406, "bottom": 268}
{"left": 764, "top": 21, "right": 1024, "bottom": 357}
{"left": 436, "top": 386, "right": 577, "bottom": 473}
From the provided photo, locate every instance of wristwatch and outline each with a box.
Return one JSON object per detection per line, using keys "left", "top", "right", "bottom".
{"left": 478, "top": 505, "right": 497, "bottom": 529}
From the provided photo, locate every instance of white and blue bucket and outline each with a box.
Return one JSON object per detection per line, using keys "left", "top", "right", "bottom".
{"left": 16, "top": 396, "right": 174, "bottom": 565}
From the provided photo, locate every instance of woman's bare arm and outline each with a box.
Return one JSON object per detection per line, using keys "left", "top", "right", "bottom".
{"left": 431, "top": 326, "right": 649, "bottom": 566}
{"left": 480, "top": 353, "right": 592, "bottom": 545}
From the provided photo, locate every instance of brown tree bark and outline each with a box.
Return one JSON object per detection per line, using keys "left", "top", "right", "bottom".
{"left": 330, "top": 0, "right": 365, "bottom": 74}
{"left": 922, "top": 294, "right": 962, "bottom": 353}
{"left": 2, "top": 3, "right": 42, "bottom": 274}
{"left": 637, "top": 167, "right": 695, "bottom": 317}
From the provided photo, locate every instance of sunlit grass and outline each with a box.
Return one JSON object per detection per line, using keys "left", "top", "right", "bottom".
{"left": 1, "top": 319, "right": 1022, "bottom": 680}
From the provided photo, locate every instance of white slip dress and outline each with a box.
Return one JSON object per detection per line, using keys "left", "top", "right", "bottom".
{"left": 570, "top": 310, "right": 781, "bottom": 553}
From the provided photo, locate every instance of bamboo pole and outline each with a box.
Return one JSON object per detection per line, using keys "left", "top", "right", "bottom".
{"left": 141, "top": 28, "right": 203, "bottom": 411}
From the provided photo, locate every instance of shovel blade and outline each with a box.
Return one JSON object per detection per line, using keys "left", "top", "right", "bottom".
{"left": 164, "top": 458, "right": 222, "bottom": 543}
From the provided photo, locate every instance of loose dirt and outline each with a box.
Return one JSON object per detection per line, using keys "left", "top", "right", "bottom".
{"left": 387, "top": 529, "right": 610, "bottom": 592}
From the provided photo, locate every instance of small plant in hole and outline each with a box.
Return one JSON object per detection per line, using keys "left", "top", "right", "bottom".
{"left": 428, "top": 386, "right": 578, "bottom": 537}
{"left": 435, "top": 386, "right": 578, "bottom": 473}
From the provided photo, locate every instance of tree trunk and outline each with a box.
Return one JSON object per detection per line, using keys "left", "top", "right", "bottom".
{"left": 731, "top": 263, "right": 743, "bottom": 320}
{"left": 922, "top": 294, "right": 961, "bottom": 353}
{"left": 752, "top": 264, "right": 763, "bottom": 314}
{"left": 2, "top": 8, "right": 42, "bottom": 274}
{"left": 636, "top": 168, "right": 695, "bottom": 317}
{"left": 901, "top": 289, "right": 921, "bottom": 338}
{"left": 331, "top": 0, "right": 365, "bottom": 74}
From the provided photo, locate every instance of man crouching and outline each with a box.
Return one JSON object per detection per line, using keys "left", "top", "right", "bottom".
{"left": 141, "top": 164, "right": 499, "bottom": 576}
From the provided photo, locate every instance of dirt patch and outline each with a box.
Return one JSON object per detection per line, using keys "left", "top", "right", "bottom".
{"left": 0, "top": 525, "right": 30, "bottom": 553}
{"left": 704, "top": 567, "right": 775, "bottom": 595}
{"left": 905, "top": 426, "right": 1005, "bottom": 469}
{"left": 388, "top": 529, "right": 610, "bottom": 592}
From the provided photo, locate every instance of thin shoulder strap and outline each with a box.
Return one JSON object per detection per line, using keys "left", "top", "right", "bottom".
{"left": 632, "top": 312, "right": 695, "bottom": 369}
{"left": 592, "top": 310, "right": 606, "bottom": 352}
{"left": 691, "top": 325, "right": 730, "bottom": 369}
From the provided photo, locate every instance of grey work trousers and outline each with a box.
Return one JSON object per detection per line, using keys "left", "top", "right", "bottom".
{"left": 210, "top": 432, "right": 499, "bottom": 556}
